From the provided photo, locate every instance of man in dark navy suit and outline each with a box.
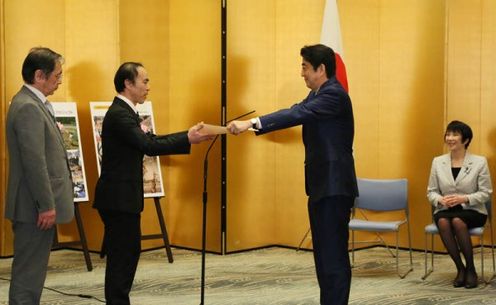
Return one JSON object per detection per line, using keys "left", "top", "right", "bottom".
{"left": 93, "top": 62, "right": 212, "bottom": 305}
{"left": 227, "top": 44, "right": 358, "bottom": 305}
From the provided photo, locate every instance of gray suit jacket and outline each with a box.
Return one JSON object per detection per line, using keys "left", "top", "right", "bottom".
{"left": 427, "top": 152, "right": 493, "bottom": 215}
{"left": 5, "top": 86, "right": 74, "bottom": 223}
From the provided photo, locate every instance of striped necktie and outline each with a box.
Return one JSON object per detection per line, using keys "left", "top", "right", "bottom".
{"left": 44, "top": 100, "right": 56, "bottom": 120}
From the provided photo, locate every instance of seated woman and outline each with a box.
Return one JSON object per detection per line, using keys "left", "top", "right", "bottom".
{"left": 427, "top": 120, "right": 492, "bottom": 288}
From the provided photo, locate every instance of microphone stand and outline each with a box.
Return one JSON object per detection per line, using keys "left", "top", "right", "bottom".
{"left": 199, "top": 110, "right": 255, "bottom": 305}
{"left": 200, "top": 134, "right": 217, "bottom": 305}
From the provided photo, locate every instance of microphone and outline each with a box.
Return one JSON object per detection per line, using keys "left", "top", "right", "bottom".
{"left": 225, "top": 110, "right": 256, "bottom": 124}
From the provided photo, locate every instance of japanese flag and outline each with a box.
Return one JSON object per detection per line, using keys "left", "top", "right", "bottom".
{"left": 320, "top": 0, "right": 348, "bottom": 92}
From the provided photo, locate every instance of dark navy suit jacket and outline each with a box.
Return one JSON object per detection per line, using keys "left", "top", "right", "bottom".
{"left": 93, "top": 97, "right": 191, "bottom": 214}
{"left": 257, "top": 77, "right": 358, "bottom": 201}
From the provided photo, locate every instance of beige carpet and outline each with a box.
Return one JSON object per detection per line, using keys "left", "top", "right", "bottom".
{"left": 0, "top": 247, "right": 494, "bottom": 304}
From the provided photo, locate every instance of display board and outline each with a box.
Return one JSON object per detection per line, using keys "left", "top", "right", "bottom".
{"left": 90, "top": 101, "right": 165, "bottom": 197}
{"left": 52, "top": 102, "right": 89, "bottom": 202}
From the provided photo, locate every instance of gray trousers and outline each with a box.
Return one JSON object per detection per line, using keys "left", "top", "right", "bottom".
{"left": 9, "top": 222, "right": 54, "bottom": 305}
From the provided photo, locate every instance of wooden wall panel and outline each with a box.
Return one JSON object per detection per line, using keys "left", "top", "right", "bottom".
{"left": 226, "top": 0, "right": 277, "bottom": 251}
{"left": 56, "top": 0, "right": 121, "bottom": 249}
{"left": 481, "top": 0, "right": 496, "bottom": 245}
{"left": 446, "top": 0, "right": 482, "bottom": 148}
{"left": 272, "top": 0, "right": 327, "bottom": 248}
{"left": 119, "top": 0, "right": 171, "bottom": 250}
{"left": 447, "top": 0, "right": 496, "bottom": 246}
{"left": 1, "top": 0, "right": 67, "bottom": 256}
{"left": 168, "top": 0, "right": 221, "bottom": 251}
{"left": 1, "top": 0, "right": 494, "bottom": 257}
{"left": 376, "top": 0, "right": 445, "bottom": 248}
{"left": 0, "top": 0, "right": 7, "bottom": 256}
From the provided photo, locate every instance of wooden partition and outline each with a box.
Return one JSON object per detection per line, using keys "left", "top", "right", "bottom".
{"left": 226, "top": 0, "right": 446, "bottom": 252}
{"left": 446, "top": 0, "right": 496, "bottom": 250}
{"left": 0, "top": 0, "right": 7, "bottom": 256}
{"left": 166, "top": 0, "right": 222, "bottom": 252}
{"left": 0, "top": 0, "right": 494, "bottom": 256}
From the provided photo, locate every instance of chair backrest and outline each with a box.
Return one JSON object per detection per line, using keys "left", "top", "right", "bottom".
{"left": 354, "top": 178, "right": 408, "bottom": 212}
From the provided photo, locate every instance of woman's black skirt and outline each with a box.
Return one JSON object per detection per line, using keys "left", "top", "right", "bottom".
{"left": 434, "top": 205, "right": 487, "bottom": 228}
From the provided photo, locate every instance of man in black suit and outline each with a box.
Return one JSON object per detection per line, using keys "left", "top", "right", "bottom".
{"left": 227, "top": 44, "right": 358, "bottom": 305}
{"left": 93, "top": 62, "right": 212, "bottom": 305}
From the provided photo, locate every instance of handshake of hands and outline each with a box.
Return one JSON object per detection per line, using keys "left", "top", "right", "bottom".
{"left": 188, "top": 119, "right": 254, "bottom": 144}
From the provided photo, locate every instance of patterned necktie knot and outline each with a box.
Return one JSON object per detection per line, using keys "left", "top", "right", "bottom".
{"left": 44, "top": 100, "right": 56, "bottom": 120}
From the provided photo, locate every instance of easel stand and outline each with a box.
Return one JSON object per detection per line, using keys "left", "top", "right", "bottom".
{"left": 140, "top": 197, "right": 174, "bottom": 263}
{"left": 53, "top": 202, "right": 93, "bottom": 271}
{"left": 99, "top": 197, "right": 174, "bottom": 263}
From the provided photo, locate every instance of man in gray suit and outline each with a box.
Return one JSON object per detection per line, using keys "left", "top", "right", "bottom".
{"left": 5, "top": 47, "right": 74, "bottom": 304}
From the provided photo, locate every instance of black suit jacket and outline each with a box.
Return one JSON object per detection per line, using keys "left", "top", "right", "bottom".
{"left": 257, "top": 77, "right": 358, "bottom": 201}
{"left": 93, "top": 97, "right": 191, "bottom": 213}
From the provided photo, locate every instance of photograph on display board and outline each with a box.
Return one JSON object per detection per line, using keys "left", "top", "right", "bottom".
{"left": 52, "top": 102, "right": 89, "bottom": 202}
{"left": 90, "top": 101, "right": 165, "bottom": 198}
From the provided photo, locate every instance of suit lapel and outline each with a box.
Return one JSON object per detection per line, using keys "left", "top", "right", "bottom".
{"left": 456, "top": 153, "right": 474, "bottom": 183}
{"left": 21, "top": 86, "right": 66, "bottom": 149}
{"left": 21, "top": 86, "right": 54, "bottom": 123}
{"left": 114, "top": 97, "right": 140, "bottom": 124}
{"left": 439, "top": 154, "right": 455, "bottom": 184}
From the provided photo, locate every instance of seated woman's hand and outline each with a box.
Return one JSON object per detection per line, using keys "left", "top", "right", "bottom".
{"left": 441, "top": 194, "right": 468, "bottom": 207}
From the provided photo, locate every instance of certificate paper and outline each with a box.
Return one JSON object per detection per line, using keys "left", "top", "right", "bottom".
{"left": 202, "top": 124, "right": 228, "bottom": 135}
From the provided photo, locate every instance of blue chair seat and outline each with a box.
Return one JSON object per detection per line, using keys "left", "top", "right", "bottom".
{"left": 349, "top": 219, "right": 405, "bottom": 232}
{"left": 424, "top": 223, "right": 438, "bottom": 234}
{"left": 469, "top": 227, "right": 484, "bottom": 235}
{"left": 425, "top": 222, "right": 484, "bottom": 235}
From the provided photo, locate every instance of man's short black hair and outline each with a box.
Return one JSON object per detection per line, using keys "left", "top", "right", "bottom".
{"left": 21, "top": 47, "right": 63, "bottom": 84}
{"left": 445, "top": 120, "right": 473, "bottom": 149}
{"left": 300, "top": 44, "right": 336, "bottom": 79}
{"left": 114, "top": 62, "right": 144, "bottom": 93}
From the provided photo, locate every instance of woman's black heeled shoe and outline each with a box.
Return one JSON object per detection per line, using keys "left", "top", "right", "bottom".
{"left": 453, "top": 269, "right": 465, "bottom": 287}
{"left": 464, "top": 269, "right": 478, "bottom": 289}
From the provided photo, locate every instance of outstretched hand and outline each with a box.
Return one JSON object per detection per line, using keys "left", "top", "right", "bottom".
{"left": 227, "top": 120, "right": 252, "bottom": 135}
{"left": 188, "top": 122, "right": 215, "bottom": 144}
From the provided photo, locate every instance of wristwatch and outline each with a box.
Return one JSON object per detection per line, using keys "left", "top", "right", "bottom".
{"left": 250, "top": 118, "right": 257, "bottom": 130}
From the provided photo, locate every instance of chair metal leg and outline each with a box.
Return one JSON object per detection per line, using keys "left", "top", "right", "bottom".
{"left": 407, "top": 221, "right": 413, "bottom": 267}
{"left": 479, "top": 224, "right": 496, "bottom": 284}
{"left": 491, "top": 225, "right": 496, "bottom": 281}
{"left": 396, "top": 235, "right": 399, "bottom": 277}
{"left": 375, "top": 232, "right": 395, "bottom": 258}
{"left": 422, "top": 233, "right": 434, "bottom": 280}
{"left": 481, "top": 238, "right": 485, "bottom": 284}
{"left": 397, "top": 231, "right": 412, "bottom": 279}
{"left": 487, "top": 221, "right": 496, "bottom": 283}
{"left": 351, "top": 230, "right": 355, "bottom": 267}
{"left": 296, "top": 228, "right": 311, "bottom": 251}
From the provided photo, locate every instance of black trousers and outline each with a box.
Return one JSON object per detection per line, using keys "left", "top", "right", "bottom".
{"left": 99, "top": 210, "right": 141, "bottom": 305}
{"left": 308, "top": 195, "right": 354, "bottom": 305}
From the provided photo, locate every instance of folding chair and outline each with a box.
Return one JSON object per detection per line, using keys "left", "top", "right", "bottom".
{"left": 349, "top": 178, "right": 413, "bottom": 278}
{"left": 422, "top": 200, "right": 495, "bottom": 284}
